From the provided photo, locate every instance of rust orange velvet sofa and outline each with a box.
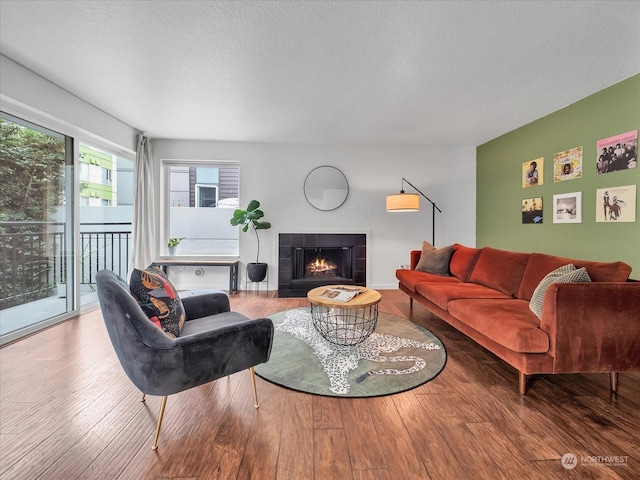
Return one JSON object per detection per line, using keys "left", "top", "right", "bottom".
{"left": 396, "top": 244, "right": 640, "bottom": 394}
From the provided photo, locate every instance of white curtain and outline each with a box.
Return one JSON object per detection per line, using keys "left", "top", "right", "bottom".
{"left": 127, "top": 134, "right": 156, "bottom": 278}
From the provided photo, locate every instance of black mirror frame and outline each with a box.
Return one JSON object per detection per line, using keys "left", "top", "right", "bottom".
{"left": 303, "top": 166, "right": 349, "bottom": 211}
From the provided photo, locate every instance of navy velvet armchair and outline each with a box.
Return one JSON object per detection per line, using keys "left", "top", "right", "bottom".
{"left": 96, "top": 270, "right": 274, "bottom": 450}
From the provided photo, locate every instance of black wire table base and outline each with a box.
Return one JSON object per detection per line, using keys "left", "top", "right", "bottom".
{"left": 310, "top": 304, "right": 379, "bottom": 346}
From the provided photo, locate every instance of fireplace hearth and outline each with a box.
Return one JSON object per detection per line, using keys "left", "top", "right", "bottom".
{"left": 278, "top": 233, "right": 366, "bottom": 297}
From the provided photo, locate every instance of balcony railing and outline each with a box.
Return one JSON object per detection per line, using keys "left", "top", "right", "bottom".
{"left": 0, "top": 221, "right": 131, "bottom": 309}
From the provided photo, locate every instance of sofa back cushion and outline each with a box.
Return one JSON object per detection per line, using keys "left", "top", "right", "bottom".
{"left": 450, "top": 244, "right": 482, "bottom": 282}
{"left": 468, "top": 247, "right": 530, "bottom": 297}
{"left": 517, "top": 252, "right": 632, "bottom": 300}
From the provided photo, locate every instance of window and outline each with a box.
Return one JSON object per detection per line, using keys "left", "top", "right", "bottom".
{"left": 162, "top": 160, "right": 239, "bottom": 256}
{"left": 196, "top": 185, "right": 218, "bottom": 207}
{"left": 102, "top": 167, "right": 112, "bottom": 186}
{"left": 80, "top": 162, "right": 89, "bottom": 181}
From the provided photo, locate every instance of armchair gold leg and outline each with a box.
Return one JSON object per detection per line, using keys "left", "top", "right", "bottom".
{"left": 249, "top": 367, "right": 259, "bottom": 409}
{"left": 151, "top": 396, "right": 168, "bottom": 451}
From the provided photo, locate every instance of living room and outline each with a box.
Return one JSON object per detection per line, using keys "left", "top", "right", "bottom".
{"left": 1, "top": 1, "right": 639, "bottom": 478}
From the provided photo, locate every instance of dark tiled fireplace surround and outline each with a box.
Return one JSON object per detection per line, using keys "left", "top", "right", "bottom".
{"left": 277, "top": 233, "right": 366, "bottom": 297}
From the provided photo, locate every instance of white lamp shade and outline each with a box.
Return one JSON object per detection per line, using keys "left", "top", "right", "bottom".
{"left": 386, "top": 193, "right": 419, "bottom": 212}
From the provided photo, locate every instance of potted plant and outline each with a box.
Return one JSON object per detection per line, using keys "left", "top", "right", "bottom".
{"left": 167, "top": 237, "right": 184, "bottom": 256}
{"left": 230, "top": 199, "right": 271, "bottom": 282}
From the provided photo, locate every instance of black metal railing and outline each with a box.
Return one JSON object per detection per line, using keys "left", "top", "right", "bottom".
{"left": 79, "top": 223, "right": 131, "bottom": 286}
{"left": 0, "top": 221, "right": 131, "bottom": 309}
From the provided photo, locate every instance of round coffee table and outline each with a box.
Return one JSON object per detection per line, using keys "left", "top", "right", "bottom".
{"left": 307, "top": 285, "right": 382, "bottom": 346}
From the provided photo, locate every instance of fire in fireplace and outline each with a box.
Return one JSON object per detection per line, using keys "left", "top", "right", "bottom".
{"left": 302, "top": 247, "right": 346, "bottom": 280}
{"left": 306, "top": 256, "right": 338, "bottom": 277}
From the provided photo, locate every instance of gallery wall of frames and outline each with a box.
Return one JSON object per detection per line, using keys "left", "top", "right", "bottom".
{"left": 476, "top": 74, "right": 640, "bottom": 275}
{"left": 521, "top": 130, "right": 637, "bottom": 225}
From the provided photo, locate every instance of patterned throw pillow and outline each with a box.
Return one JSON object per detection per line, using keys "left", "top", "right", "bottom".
{"left": 129, "top": 267, "right": 186, "bottom": 338}
{"left": 529, "top": 264, "right": 591, "bottom": 318}
{"left": 415, "top": 241, "right": 454, "bottom": 276}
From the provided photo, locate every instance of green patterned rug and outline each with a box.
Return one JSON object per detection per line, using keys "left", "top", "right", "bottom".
{"left": 254, "top": 308, "right": 447, "bottom": 397}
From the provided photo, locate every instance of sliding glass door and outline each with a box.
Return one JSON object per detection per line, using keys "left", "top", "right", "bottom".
{"left": 0, "top": 113, "right": 74, "bottom": 341}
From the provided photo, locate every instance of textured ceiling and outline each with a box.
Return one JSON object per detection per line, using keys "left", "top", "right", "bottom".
{"left": 1, "top": 0, "right": 639, "bottom": 146}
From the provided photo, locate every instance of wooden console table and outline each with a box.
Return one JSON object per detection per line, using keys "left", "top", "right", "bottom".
{"left": 151, "top": 259, "right": 240, "bottom": 294}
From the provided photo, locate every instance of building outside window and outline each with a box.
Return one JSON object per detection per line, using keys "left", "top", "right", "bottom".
{"left": 162, "top": 160, "right": 239, "bottom": 256}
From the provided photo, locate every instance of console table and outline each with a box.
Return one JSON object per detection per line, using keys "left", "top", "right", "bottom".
{"left": 151, "top": 259, "right": 240, "bottom": 294}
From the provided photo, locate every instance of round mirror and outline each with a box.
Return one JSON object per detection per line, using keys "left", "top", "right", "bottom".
{"left": 304, "top": 166, "right": 349, "bottom": 211}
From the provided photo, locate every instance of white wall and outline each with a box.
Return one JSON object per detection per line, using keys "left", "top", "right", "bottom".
{"left": 0, "top": 55, "right": 137, "bottom": 154}
{"left": 0, "top": 54, "right": 476, "bottom": 292}
{"left": 153, "top": 140, "right": 476, "bottom": 290}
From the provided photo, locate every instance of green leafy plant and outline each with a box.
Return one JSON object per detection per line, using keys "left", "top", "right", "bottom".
{"left": 167, "top": 237, "right": 184, "bottom": 248}
{"left": 230, "top": 199, "right": 271, "bottom": 264}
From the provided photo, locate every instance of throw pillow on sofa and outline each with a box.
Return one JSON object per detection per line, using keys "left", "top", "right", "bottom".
{"left": 129, "top": 266, "right": 186, "bottom": 338}
{"left": 415, "top": 241, "right": 454, "bottom": 276}
{"left": 529, "top": 264, "right": 591, "bottom": 318}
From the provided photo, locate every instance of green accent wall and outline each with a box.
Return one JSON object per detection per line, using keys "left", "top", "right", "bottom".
{"left": 477, "top": 74, "right": 640, "bottom": 277}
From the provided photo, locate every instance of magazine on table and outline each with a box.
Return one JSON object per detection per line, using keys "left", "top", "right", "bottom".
{"left": 318, "top": 286, "right": 364, "bottom": 302}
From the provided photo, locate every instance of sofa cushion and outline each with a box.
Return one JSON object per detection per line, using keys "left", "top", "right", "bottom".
{"left": 468, "top": 247, "right": 530, "bottom": 297}
{"left": 129, "top": 267, "right": 186, "bottom": 338}
{"left": 415, "top": 282, "right": 510, "bottom": 310}
{"left": 447, "top": 299, "right": 550, "bottom": 353}
{"left": 518, "top": 252, "right": 632, "bottom": 300}
{"left": 529, "top": 266, "right": 591, "bottom": 318}
{"left": 396, "top": 268, "right": 461, "bottom": 292}
{"left": 449, "top": 244, "right": 482, "bottom": 282}
{"left": 415, "top": 241, "right": 454, "bottom": 275}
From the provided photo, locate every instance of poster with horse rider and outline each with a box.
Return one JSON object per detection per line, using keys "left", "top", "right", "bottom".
{"left": 596, "top": 185, "right": 636, "bottom": 222}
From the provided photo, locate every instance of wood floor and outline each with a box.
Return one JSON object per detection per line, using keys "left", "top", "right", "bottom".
{"left": 1, "top": 289, "right": 639, "bottom": 479}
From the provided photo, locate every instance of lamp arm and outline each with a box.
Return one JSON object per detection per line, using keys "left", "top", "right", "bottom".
{"left": 402, "top": 178, "right": 442, "bottom": 213}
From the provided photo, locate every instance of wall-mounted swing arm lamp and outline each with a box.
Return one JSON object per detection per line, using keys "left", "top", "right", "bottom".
{"left": 386, "top": 177, "right": 442, "bottom": 245}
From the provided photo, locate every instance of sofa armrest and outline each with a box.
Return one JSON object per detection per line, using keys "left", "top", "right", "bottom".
{"left": 540, "top": 282, "right": 640, "bottom": 372}
{"left": 180, "top": 290, "right": 231, "bottom": 320}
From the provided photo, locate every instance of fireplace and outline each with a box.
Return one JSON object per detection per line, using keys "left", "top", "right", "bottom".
{"left": 278, "top": 233, "right": 366, "bottom": 297}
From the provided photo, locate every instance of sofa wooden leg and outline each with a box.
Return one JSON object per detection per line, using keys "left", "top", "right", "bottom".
{"left": 610, "top": 372, "right": 619, "bottom": 393}
{"left": 409, "top": 298, "right": 413, "bottom": 310}
{"left": 519, "top": 372, "right": 527, "bottom": 395}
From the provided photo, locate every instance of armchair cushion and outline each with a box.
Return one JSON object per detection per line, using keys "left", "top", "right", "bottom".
{"left": 129, "top": 267, "right": 186, "bottom": 338}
